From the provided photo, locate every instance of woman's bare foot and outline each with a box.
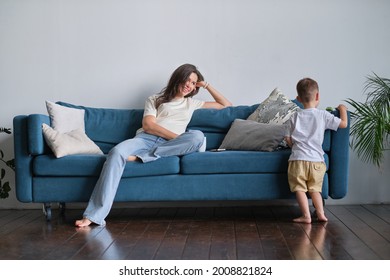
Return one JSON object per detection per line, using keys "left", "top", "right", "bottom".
{"left": 127, "top": 155, "right": 139, "bottom": 161}
{"left": 75, "top": 226, "right": 92, "bottom": 233}
{"left": 75, "top": 218, "right": 92, "bottom": 227}
{"left": 293, "top": 216, "right": 312, "bottom": 224}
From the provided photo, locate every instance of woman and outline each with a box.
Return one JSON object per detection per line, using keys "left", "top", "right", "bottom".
{"left": 75, "top": 64, "right": 232, "bottom": 227}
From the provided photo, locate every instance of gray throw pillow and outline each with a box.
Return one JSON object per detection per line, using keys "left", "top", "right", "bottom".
{"left": 219, "top": 119, "right": 286, "bottom": 152}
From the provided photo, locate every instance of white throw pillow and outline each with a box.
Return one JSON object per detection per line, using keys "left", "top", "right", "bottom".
{"left": 46, "top": 101, "right": 85, "bottom": 133}
{"left": 42, "top": 123, "right": 103, "bottom": 158}
{"left": 247, "top": 88, "right": 300, "bottom": 124}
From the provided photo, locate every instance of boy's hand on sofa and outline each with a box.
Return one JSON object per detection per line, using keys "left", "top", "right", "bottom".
{"left": 284, "top": 136, "right": 293, "bottom": 148}
{"left": 336, "top": 104, "right": 348, "bottom": 129}
{"left": 336, "top": 104, "right": 347, "bottom": 111}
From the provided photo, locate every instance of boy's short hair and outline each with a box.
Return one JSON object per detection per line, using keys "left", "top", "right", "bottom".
{"left": 296, "top": 78, "right": 319, "bottom": 102}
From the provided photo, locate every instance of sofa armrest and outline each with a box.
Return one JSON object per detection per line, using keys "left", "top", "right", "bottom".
{"left": 13, "top": 115, "right": 33, "bottom": 202}
{"left": 328, "top": 111, "right": 351, "bottom": 199}
{"left": 27, "top": 114, "right": 50, "bottom": 155}
{"left": 13, "top": 114, "right": 50, "bottom": 202}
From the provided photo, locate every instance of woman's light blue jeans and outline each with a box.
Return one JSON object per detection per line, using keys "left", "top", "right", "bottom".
{"left": 82, "top": 130, "right": 204, "bottom": 226}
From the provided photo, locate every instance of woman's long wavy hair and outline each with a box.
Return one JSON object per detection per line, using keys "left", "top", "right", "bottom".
{"left": 155, "top": 64, "right": 204, "bottom": 109}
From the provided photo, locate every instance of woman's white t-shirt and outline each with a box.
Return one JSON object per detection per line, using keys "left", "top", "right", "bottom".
{"left": 137, "top": 95, "right": 205, "bottom": 135}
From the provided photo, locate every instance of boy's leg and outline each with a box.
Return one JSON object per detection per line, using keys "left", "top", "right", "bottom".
{"left": 310, "top": 192, "right": 328, "bottom": 222}
{"left": 294, "top": 191, "right": 311, "bottom": 223}
{"left": 288, "top": 161, "right": 311, "bottom": 223}
{"left": 307, "top": 162, "right": 328, "bottom": 222}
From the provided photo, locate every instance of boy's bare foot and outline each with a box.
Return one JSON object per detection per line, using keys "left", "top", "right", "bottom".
{"left": 75, "top": 218, "right": 92, "bottom": 227}
{"left": 293, "top": 216, "right": 312, "bottom": 224}
{"left": 316, "top": 212, "right": 328, "bottom": 222}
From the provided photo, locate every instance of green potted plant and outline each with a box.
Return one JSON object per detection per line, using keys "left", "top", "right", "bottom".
{"left": 346, "top": 73, "right": 390, "bottom": 169}
{"left": 0, "top": 127, "right": 15, "bottom": 199}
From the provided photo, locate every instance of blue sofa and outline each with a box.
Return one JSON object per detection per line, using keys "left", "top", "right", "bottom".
{"left": 13, "top": 102, "right": 350, "bottom": 220}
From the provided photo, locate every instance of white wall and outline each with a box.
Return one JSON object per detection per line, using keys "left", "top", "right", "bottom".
{"left": 1, "top": 0, "right": 389, "bottom": 209}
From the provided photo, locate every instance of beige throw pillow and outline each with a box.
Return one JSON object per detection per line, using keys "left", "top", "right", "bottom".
{"left": 46, "top": 101, "right": 85, "bottom": 133}
{"left": 42, "top": 123, "right": 103, "bottom": 158}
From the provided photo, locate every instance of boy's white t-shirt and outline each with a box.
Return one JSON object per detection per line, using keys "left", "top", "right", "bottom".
{"left": 285, "top": 108, "right": 341, "bottom": 162}
{"left": 137, "top": 95, "right": 205, "bottom": 135}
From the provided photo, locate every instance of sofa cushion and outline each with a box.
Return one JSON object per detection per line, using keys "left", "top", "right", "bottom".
{"left": 201, "top": 132, "right": 226, "bottom": 150}
{"left": 33, "top": 154, "right": 180, "bottom": 177}
{"left": 188, "top": 105, "right": 258, "bottom": 133}
{"left": 181, "top": 150, "right": 329, "bottom": 175}
{"left": 56, "top": 102, "right": 144, "bottom": 149}
{"left": 182, "top": 150, "right": 290, "bottom": 174}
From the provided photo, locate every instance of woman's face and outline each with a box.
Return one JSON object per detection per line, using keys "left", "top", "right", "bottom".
{"left": 179, "top": 72, "right": 198, "bottom": 97}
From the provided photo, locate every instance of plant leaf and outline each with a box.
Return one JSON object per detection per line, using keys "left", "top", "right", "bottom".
{"left": 6, "top": 159, "right": 15, "bottom": 170}
{"left": 346, "top": 98, "right": 388, "bottom": 167}
{"left": 0, "top": 181, "right": 10, "bottom": 199}
{"left": 364, "top": 72, "right": 390, "bottom": 115}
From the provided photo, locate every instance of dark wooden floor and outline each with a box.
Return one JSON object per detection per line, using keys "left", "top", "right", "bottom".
{"left": 0, "top": 204, "right": 389, "bottom": 260}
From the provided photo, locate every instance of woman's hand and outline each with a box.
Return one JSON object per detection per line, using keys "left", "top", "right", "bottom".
{"left": 196, "top": 80, "right": 232, "bottom": 109}
{"left": 142, "top": 115, "right": 178, "bottom": 140}
{"left": 196, "top": 81, "right": 207, "bottom": 88}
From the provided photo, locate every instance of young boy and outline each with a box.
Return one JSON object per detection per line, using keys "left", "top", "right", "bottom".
{"left": 284, "top": 78, "right": 348, "bottom": 223}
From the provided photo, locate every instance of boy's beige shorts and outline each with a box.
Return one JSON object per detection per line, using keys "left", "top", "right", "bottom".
{"left": 287, "top": 160, "right": 326, "bottom": 193}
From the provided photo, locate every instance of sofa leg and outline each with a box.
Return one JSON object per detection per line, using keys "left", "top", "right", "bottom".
{"left": 43, "top": 203, "right": 52, "bottom": 222}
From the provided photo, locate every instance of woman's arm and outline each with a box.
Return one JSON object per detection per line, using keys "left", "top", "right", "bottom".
{"left": 196, "top": 81, "right": 232, "bottom": 109}
{"left": 142, "top": 115, "right": 178, "bottom": 140}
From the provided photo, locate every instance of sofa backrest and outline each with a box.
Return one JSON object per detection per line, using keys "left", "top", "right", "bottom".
{"left": 57, "top": 102, "right": 144, "bottom": 152}
{"left": 58, "top": 101, "right": 258, "bottom": 152}
{"left": 56, "top": 101, "right": 332, "bottom": 153}
{"left": 188, "top": 105, "right": 258, "bottom": 149}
